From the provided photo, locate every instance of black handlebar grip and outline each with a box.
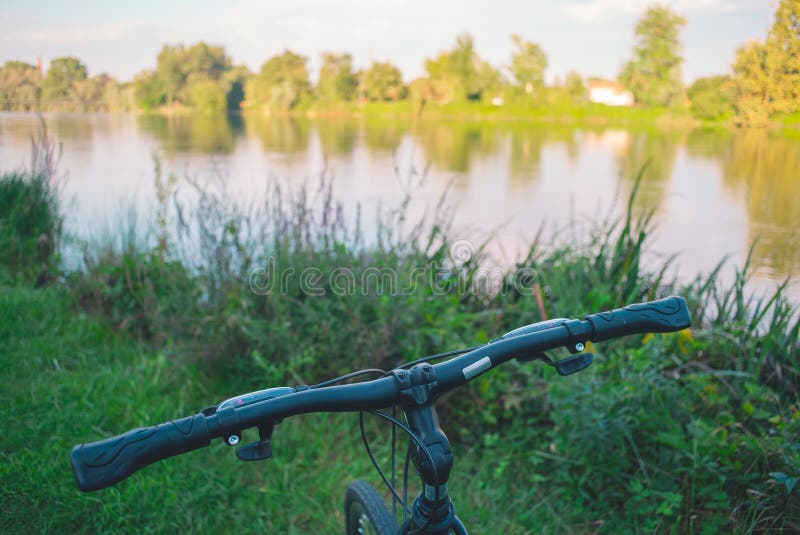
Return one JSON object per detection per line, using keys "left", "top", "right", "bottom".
{"left": 584, "top": 296, "right": 691, "bottom": 343}
{"left": 70, "top": 413, "right": 211, "bottom": 492}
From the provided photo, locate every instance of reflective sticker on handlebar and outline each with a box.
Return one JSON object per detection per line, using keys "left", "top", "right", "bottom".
{"left": 462, "top": 356, "right": 492, "bottom": 380}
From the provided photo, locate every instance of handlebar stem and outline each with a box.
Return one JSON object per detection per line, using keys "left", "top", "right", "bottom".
{"left": 404, "top": 402, "right": 455, "bottom": 534}
{"left": 404, "top": 404, "right": 453, "bottom": 488}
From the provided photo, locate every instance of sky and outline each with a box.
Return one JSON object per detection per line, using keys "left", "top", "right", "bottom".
{"left": 0, "top": 0, "right": 775, "bottom": 85}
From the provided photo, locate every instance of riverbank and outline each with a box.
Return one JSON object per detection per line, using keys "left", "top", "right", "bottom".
{"left": 1, "top": 142, "right": 799, "bottom": 532}
{"left": 132, "top": 99, "right": 800, "bottom": 130}
{"left": 131, "top": 99, "right": 691, "bottom": 128}
{"left": 10, "top": 97, "right": 800, "bottom": 131}
{"left": 309, "top": 99, "right": 696, "bottom": 126}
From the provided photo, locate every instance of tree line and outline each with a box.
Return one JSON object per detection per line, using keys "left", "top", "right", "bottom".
{"left": 0, "top": 57, "right": 130, "bottom": 112}
{"left": 0, "top": 0, "right": 796, "bottom": 124}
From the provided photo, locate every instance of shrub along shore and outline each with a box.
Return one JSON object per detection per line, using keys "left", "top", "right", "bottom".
{"left": 1, "top": 136, "right": 799, "bottom": 533}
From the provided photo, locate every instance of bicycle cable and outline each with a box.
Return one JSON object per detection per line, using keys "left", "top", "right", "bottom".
{"left": 403, "top": 440, "right": 411, "bottom": 526}
{"left": 309, "top": 368, "right": 387, "bottom": 389}
{"left": 390, "top": 404, "right": 397, "bottom": 523}
{"left": 373, "top": 409, "right": 438, "bottom": 535}
{"left": 359, "top": 411, "right": 412, "bottom": 516}
{"left": 359, "top": 410, "right": 441, "bottom": 533}
{"left": 311, "top": 345, "right": 481, "bottom": 390}
{"left": 393, "top": 345, "right": 482, "bottom": 371}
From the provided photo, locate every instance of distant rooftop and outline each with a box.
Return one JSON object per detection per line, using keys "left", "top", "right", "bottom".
{"left": 586, "top": 79, "right": 625, "bottom": 91}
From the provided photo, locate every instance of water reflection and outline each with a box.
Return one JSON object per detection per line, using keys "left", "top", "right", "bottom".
{"left": 507, "top": 124, "right": 580, "bottom": 180}
{"left": 244, "top": 115, "right": 310, "bottom": 155}
{"left": 363, "top": 118, "right": 409, "bottom": 154}
{"left": 686, "top": 127, "right": 733, "bottom": 160}
{"left": 508, "top": 126, "right": 544, "bottom": 180}
{"left": 316, "top": 118, "right": 358, "bottom": 157}
{"left": 616, "top": 127, "right": 682, "bottom": 214}
{"left": 721, "top": 129, "right": 800, "bottom": 276}
{"left": 414, "top": 121, "right": 501, "bottom": 173}
{"left": 138, "top": 113, "right": 239, "bottom": 154}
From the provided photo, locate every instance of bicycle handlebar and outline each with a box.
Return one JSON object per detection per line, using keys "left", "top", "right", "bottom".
{"left": 584, "top": 296, "right": 690, "bottom": 342}
{"left": 71, "top": 296, "right": 691, "bottom": 492}
{"left": 70, "top": 414, "right": 211, "bottom": 492}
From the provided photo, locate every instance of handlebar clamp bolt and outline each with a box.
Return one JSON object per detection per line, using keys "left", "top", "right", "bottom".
{"left": 575, "top": 342, "right": 585, "bottom": 352}
{"left": 227, "top": 434, "right": 241, "bottom": 446}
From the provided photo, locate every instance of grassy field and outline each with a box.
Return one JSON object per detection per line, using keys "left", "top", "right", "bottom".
{"left": 289, "top": 98, "right": 696, "bottom": 128}
{"left": 1, "top": 140, "right": 799, "bottom": 533}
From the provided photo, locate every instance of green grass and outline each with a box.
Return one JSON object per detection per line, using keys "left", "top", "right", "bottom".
{"left": 2, "top": 147, "right": 800, "bottom": 532}
{"left": 259, "top": 98, "right": 800, "bottom": 129}
{"left": 774, "top": 111, "right": 800, "bottom": 128}
{"left": 299, "top": 98, "right": 694, "bottom": 128}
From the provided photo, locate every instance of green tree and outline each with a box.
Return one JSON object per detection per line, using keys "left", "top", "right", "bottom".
{"left": 68, "top": 75, "right": 110, "bottom": 112}
{"left": 155, "top": 45, "right": 184, "bottom": 106}
{"left": 0, "top": 61, "right": 41, "bottom": 111}
{"left": 408, "top": 77, "right": 441, "bottom": 104}
{"left": 764, "top": 0, "right": 800, "bottom": 115}
{"left": 181, "top": 42, "right": 231, "bottom": 81}
{"left": 188, "top": 79, "right": 227, "bottom": 114}
{"left": 564, "top": 71, "right": 585, "bottom": 104}
{"left": 509, "top": 34, "right": 547, "bottom": 94}
{"left": 424, "top": 33, "right": 499, "bottom": 102}
{"left": 733, "top": 40, "right": 770, "bottom": 124}
{"left": 317, "top": 52, "right": 357, "bottom": 102}
{"left": 619, "top": 6, "right": 686, "bottom": 107}
{"left": 1, "top": 58, "right": 127, "bottom": 112}
{"left": 247, "top": 50, "right": 310, "bottom": 111}
{"left": 363, "top": 61, "right": 406, "bottom": 101}
{"left": 102, "top": 80, "right": 134, "bottom": 112}
{"left": 134, "top": 71, "right": 165, "bottom": 110}
{"left": 732, "top": 0, "right": 799, "bottom": 124}
{"left": 156, "top": 42, "right": 232, "bottom": 106}
{"left": 42, "top": 57, "right": 88, "bottom": 108}
{"left": 687, "top": 75, "right": 736, "bottom": 121}
{"left": 132, "top": 42, "right": 234, "bottom": 111}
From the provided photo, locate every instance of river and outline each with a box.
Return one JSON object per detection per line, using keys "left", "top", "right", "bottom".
{"left": 0, "top": 112, "right": 798, "bottom": 300}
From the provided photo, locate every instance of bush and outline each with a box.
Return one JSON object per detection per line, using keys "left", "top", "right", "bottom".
{"left": 688, "top": 75, "right": 736, "bottom": 121}
{"left": 0, "top": 132, "right": 62, "bottom": 284}
{"left": 189, "top": 78, "right": 227, "bottom": 114}
{"left": 74, "top": 249, "right": 199, "bottom": 341}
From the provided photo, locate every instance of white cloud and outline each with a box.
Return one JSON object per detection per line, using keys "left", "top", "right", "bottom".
{"left": 561, "top": 0, "right": 738, "bottom": 22}
{"left": 5, "top": 19, "right": 160, "bottom": 45}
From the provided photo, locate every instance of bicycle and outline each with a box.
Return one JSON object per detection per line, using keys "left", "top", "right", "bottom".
{"left": 71, "top": 296, "right": 691, "bottom": 534}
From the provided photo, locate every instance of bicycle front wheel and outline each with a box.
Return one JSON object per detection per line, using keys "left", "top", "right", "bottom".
{"left": 344, "top": 480, "right": 396, "bottom": 535}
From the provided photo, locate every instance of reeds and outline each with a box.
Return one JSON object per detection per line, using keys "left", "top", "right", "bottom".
{"left": 0, "top": 124, "right": 62, "bottom": 284}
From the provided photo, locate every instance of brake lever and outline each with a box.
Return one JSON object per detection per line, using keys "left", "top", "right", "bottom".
{"left": 519, "top": 351, "right": 594, "bottom": 376}
{"left": 235, "top": 422, "right": 275, "bottom": 461}
{"left": 554, "top": 353, "right": 594, "bottom": 376}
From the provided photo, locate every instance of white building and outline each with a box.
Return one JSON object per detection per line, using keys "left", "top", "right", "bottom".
{"left": 587, "top": 80, "right": 634, "bottom": 107}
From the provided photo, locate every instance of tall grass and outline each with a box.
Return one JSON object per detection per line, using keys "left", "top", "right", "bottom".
{"left": 687, "top": 244, "right": 800, "bottom": 395}
{"left": 0, "top": 127, "right": 62, "bottom": 284}
{"left": 74, "top": 162, "right": 493, "bottom": 378}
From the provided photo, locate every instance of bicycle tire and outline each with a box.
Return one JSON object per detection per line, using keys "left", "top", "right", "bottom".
{"left": 344, "top": 480, "right": 397, "bottom": 535}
